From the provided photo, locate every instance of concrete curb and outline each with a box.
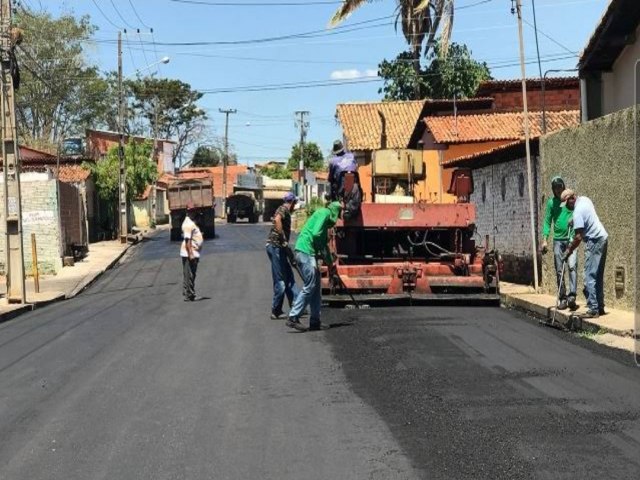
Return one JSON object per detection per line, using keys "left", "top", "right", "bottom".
{"left": 66, "top": 242, "right": 134, "bottom": 299}
{"left": 500, "top": 292, "right": 635, "bottom": 338}
{"left": 0, "top": 304, "right": 33, "bottom": 324}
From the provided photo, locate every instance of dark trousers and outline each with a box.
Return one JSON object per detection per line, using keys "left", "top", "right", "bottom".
{"left": 266, "top": 244, "right": 299, "bottom": 315}
{"left": 182, "top": 257, "right": 199, "bottom": 300}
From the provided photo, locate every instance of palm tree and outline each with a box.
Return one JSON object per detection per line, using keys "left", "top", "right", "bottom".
{"left": 329, "top": 0, "right": 454, "bottom": 73}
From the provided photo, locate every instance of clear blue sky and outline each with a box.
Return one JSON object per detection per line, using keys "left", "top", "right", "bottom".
{"left": 40, "top": 0, "right": 608, "bottom": 164}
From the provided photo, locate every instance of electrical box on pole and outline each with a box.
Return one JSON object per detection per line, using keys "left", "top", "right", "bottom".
{"left": 1, "top": 0, "right": 26, "bottom": 303}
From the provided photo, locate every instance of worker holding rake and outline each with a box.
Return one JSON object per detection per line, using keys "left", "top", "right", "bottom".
{"left": 286, "top": 201, "right": 342, "bottom": 332}
{"left": 541, "top": 176, "right": 577, "bottom": 311}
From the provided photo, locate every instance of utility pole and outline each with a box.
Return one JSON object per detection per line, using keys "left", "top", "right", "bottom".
{"left": 219, "top": 108, "right": 236, "bottom": 219}
{"left": 1, "top": 0, "right": 25, "bottom": 303}
{"left": 151, "top": 104, "right": 159, "bottom": 226}
{"left": 513, "top": 0, "right": 540, "bottom": 291}
{"left": 295, "top": 111, "right": 309, "bottom": 202}
{"left": 117, "top": 31, "right": 127, "bottom": 243}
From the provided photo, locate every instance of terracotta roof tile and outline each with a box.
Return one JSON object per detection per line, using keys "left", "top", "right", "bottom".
{"left": 425, "top": 110, "right": 580, "bottom": 144}
{"left": 57, "top": 164, "right": 91, "bottom": 183}
{"left": 441, "top": 140, "right": 530, "bottom": 168}
{"left": 336, "top": 100, "right": 425, "bottom": 151}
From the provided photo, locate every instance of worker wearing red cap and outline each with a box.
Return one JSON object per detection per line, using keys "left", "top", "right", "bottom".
{"left": 180, "top": 202, "right": 203, "bottom": 301}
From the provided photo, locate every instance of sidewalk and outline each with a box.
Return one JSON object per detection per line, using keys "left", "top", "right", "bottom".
{"left": 501, "top": 281, "right": 637, "bottom": 353}
{"left": 0, "top": 239, "right": 134, "bottom": 322}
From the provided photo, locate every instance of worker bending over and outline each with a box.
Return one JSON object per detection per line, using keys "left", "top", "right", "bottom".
{"left": 561, "top": 189, "right": 608, "bottom": 318}
{"left": 286, "top": 201, "right": 342, "bottom": 332}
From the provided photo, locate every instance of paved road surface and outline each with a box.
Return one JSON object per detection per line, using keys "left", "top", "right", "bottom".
{"left": 0, "top": 224, "right": 638, "bottom": 479}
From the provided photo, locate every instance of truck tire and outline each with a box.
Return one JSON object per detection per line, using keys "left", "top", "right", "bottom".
{"left": 170, "top": 228, "right": 181, "bottom": 242}
{"left": 228, "top": 214, "right": 237, "bottom": 224}
{"left": 204, "top": 226, "right": 216, "bottom": 239}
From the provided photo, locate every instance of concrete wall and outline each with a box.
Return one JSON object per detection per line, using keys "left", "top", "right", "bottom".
{"left": 602, "top": 24, "right": 640, "bottom": 116}
{"left": 0, "top": 174, "right": 63, "bottom": 275}
{"left": 540, "top": 106, "right": 636, "bottom": 310}
{"left": 469, "top": 156, "right": 541, "bottom": 284}
{"left": 132, "top": 198, "right": 151, "bottom": 229}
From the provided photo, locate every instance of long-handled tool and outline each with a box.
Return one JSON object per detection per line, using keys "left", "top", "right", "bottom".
{"left": 286, "top": 246, "right": 367, "bottom": 310}
{"left": 332, "top": 270, "right": 368, "bottom": 310}
{"left": 550, "top": 259, "right": 567, "bottom": 327}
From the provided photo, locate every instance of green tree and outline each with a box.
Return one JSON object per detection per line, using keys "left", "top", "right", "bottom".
{"left": 129, "top": 77, "right": 207, "bottom": 164}
{"left": 15, "top": 9, "right": 108, "bottom": 147}
{"left": 287, "top": 142, "right": 325, "bottom": 171}
{"left": 191, "top": 145, "right": 222, "bottom": 167}
{"left": 378, "top": 42, "right": 491, "bottom": 100}
{"left": 330, "top": 0, "right": 455, "bottom": 73}
{"left": 260, "top": 164, "right": 292, "bottom": 179}
{"left": 88, "top": 140, "right": 157, "bottom": 203}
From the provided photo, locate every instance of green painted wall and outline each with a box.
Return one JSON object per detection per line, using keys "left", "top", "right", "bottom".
{"left": 540, "top": 107, "right": 636, "bottom": 310}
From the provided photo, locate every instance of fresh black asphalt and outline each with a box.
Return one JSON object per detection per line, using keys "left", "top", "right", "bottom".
{"left": 0, "top": 223, "right": 638, "bottom": 479}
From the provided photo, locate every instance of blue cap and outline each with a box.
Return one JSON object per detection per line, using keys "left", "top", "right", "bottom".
{"left": 283, "top": 192, "right": 297, "bottom": 203}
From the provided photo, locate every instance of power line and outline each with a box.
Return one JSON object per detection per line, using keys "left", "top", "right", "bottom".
{"left": 124, "top": 29, "right": 138, "bottom": 73}
{"left": 128, "top": 0, "right": 151, "bottom": 29}
{"left": 170, "top": 0, "right": 339, "bottom": 5}
{"left": 136, "top": 29, "right": 151, "bottom": 71}
{"left": 521, "top": 17, "right": 576, "bottom": 55}
{"left": 110, "top": 0, "right": 136, "bottom": 29}
{"left": 90, "top": 0, "right": 122, "bottom": 29}
{"left": 150, "top": 29, "right": 163, "bottom": 75}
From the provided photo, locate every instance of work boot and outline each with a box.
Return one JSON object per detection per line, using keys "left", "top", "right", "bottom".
{"left": 598, "top": 308, "right": 606, "bottom": 316}
{"left": 557, "top": 299, "right": 568, "bottom": 310}
{"left": 568, "top": 297, "right": 577, "bottom": 311}
{"left": 583, "top": 310, "right": 599, "bottom": 319}
{"left": 285, "top": 317, "right": 307, "bottom": 332}
{"left": 308, "top": 319, "right": 322, "bottom": 331}
{"left": 270, "top": 311, "right": 284, "bottom": 320}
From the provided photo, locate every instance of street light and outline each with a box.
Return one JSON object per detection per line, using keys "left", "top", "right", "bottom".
{"left": 135, "top": 56, "right": 170, "bottom": 76}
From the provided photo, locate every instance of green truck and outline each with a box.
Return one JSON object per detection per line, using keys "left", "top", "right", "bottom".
{"left": 226, "top": 173, "right": 264, "bottom": 223}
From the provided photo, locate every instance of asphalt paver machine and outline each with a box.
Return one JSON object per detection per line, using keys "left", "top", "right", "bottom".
{"left": 322, "top": 170, "right": 502, "bottom": 304}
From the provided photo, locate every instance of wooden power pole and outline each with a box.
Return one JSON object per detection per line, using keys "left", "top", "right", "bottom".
{"left": 219, "top": 108, "right": 236, "bottom": 219}
{"left": 514, "top": 0, "right": 540, "bottom": 291}
{"left": 1, "top": 0, "right": 26, "bottom": 303}
{"left": 295, "top": 111, "right": 309, "bottom": 202}
{"left": 117, "top": 31, "right": 127, "bottom": 243}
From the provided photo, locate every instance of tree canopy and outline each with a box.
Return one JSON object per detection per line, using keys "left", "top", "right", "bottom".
{"left": 129, "top": 77, "right": 207, "bottom": 164}
{"left": 378, "top": 42, "right": 491, "bottom": 101}
{"left": 15, "top": 10, "right": 107, "bottom": 149}
{"left": 330, "top": 0, "right": 455, "bottom": 73}
{"left": 14, "top": 9, "right": 209, "bottom": 160}
{"left": 88, "top": 140, "right": 157, "bottom": 203}
{"left": 190, "top": 145, "right": 221, "bottom": 167}
{"left": 260, "top": 164, "right": 292, "bottom": 180}
{"left": 287, "top": 142, "right": 325, "bottom": 171}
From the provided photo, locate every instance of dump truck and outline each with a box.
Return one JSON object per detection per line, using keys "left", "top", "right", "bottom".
{"left": 168, "top": 178, "right": 216, "bottom": 241}
{"left": 226, "top": 191, "right": 262, "bottom": 223}
{"left": 322, "top": 159, "right": 501, "bottom": 304}
{"left": 226, "top": 172, "right": 264, "bottom": 223}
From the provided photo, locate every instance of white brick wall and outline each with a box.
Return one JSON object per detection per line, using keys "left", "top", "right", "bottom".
{"left": 469, "top": 156, "right": 541, "bottom": 283}
{"left": 0, "top": 176, "right": 62, "bottom": 275}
